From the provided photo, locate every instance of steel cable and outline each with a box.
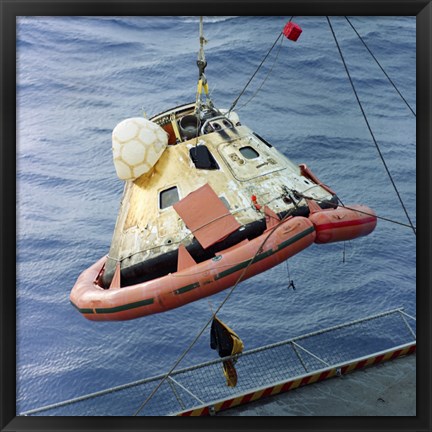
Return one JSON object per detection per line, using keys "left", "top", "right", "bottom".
{"left": 344, "top": 16, "right": 416, "bottom": 117}
{"left": 326, "top": 16, "right": 416, "bottom": 236}
{"left": 228, "top": 16, "right": 293, "bottom": 115}
{"left": 133, "top": 209, "right": 295, "bottom": 416}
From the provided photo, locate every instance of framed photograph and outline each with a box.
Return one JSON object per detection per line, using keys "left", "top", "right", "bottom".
{"left": 2, "top": 1, "right": 430, "bottom": 432}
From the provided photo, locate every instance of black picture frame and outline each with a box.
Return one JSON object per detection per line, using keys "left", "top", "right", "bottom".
{"left": 2, "top": 1, "right": 430, "bottom": 431}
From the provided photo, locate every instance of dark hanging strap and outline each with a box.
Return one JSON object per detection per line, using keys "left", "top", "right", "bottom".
{"left": 342, "top": 242, "right": 346, "bottom": 263}
{"left": 286, "top": 260, "right": 296, "bottom": 290}
{"left": 326, "top": 16, "right": 416, "bottom": 236}
{"left": 210, "top": 316, "right": 234, "bottom": 358}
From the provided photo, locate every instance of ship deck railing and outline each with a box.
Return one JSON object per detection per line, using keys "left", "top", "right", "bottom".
{"left": 20, "top": 307, "right": 416, "bottom": 417}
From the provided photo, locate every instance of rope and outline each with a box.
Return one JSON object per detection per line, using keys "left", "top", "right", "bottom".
{"left": 342, "top": 241, "right": 349, "bottom": 263}
{"left": 133, "top": 209, "right": 295, "bottom": 416}
{"left": 326, "top": 16, "right": 416, "bottom": 236}
{"left": 237, "top": 34, "right": 285, "bottom": 111}
{"left": 286, "top": 260, "right": 296, "bottom": 290}
{"left": 295, "top": 189, "right": 416, "bottom": 231}
{"left": 228, "top": 17, "right": 293, "bottom": 115}
{"left": 344, "top": 16, "right": 416, "bottom": 117}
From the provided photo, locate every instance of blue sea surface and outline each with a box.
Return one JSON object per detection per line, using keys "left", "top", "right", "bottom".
{"left": 16, "top": 16, "right": 416, "bottom": 415}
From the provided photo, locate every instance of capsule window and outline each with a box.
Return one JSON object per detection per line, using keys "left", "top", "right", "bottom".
{"left": 239, "top": 146, "right": 259, "bottom": 160}
{"left": 160, "top": 186, "right": 179, "bottom": 210}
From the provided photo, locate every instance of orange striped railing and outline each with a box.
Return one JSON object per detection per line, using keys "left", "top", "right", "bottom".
{"left": 175, "top": 342, "right": 416, "bottom": 416}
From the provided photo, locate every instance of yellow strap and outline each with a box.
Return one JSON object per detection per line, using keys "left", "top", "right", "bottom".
{"left": 170, "top": 113, "right": 182, "bottom": 142}
{"left": 196, "top": 78, "right": 210, "bottom": 110}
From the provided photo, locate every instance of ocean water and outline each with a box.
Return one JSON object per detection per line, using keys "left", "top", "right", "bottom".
{"left": 16, "top": 16, "right": 416, "bottom": 415}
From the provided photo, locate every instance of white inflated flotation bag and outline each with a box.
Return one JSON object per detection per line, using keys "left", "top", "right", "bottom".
{"left": 112, "top": 117, "right": 168, "bottom": 181}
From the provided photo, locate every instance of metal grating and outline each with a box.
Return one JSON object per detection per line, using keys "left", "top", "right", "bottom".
{"left": 21, "top": 308, "right": 416, "bottom": 417}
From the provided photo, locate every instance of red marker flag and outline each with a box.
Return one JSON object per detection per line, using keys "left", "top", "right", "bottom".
{"left": 283, "top": 22, "right": 302, "bottom": 41}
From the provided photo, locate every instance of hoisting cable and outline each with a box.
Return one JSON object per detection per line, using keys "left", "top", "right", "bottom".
{"left": 344, "top": 16, "right": 416, "bottom": 117}
{"left": 326, "top": 16, "right": 416, "bottom": 236}
{"left": 228, "top": 16, "right": 293, "bottom": 115}
{"left": 133, "top": 209, "right": 295, "bottom": 416}
{"left": 294, "top": 189, "right": 416, "bottom": 231}
{"left": 195, "top": 16, "right": 212, "bottom": 114}
{"left": 237, "top": 33, "right": 285, "bottom": 111}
